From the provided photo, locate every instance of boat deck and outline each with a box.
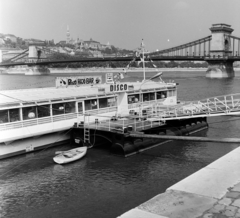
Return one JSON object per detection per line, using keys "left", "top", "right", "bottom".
{"left": 78, "top": 114, "right": 165, "bottom": 134}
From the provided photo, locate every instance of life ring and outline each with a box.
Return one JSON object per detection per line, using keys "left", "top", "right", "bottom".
{"left": 28, "top": 112, "right": 35, "bottom": 118}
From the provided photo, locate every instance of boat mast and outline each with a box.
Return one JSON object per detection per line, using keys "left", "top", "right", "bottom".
{"left": 141, "top": 39, "right": 146, "bottom": 81}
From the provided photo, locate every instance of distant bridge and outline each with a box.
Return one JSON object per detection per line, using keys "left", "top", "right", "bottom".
{"left": 1, "top": 23, "right": 240, "bottom": 78}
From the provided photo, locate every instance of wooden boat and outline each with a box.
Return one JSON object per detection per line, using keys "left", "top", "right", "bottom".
{"left": 53, "top": 147, "right": 87, "bottom": 164}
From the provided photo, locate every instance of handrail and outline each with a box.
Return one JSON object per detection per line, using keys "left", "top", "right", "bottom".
{"left": 81, "top": 93, "right": 240, "bottom": 133}
{"left": 0, "top": 106, "right": 118, "bottom": 131}
{"left": 2, "top": 94, "right": 240, "bottom": 132}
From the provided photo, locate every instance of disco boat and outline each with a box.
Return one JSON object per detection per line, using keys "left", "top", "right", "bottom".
{"left": 0, "top": 72, "right": 179, "bottom": 159}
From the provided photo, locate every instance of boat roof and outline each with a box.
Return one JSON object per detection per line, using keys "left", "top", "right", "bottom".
{"left": 0, "top": 81, "right": 176, "bottom": 108}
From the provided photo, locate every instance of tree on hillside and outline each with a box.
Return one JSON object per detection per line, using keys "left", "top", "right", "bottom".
{"left": 74, "top": 51, "right": 93, "bottom": 58}
{"left": 111, "top": 45, "right": 118, "bottom": 53}
{"left": 48, "top": 53, "right": 72, "bottom": 60}
{"left": 104, "top": 47, "right": 112, "bottom": 54}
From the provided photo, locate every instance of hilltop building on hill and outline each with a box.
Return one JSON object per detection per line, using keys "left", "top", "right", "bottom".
{"left": 82, "top": 38, "right": 111, "bottom": 50}
{"left": 58, "top": 26, "right": 111, "bottom": 51}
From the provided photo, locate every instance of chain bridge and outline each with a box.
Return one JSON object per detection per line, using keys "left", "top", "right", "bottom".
{"left": 1, "top": 23, "right": 240, "bottom": 78}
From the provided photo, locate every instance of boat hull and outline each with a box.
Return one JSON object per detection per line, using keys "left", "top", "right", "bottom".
{"left": 71, "top": 117, "right": 208, "bottom": 157}
{"left": 53, "top": 147, "right": 87, "bottom": 164}
{"left": 0, "top": 130, "right": 70, "bottom": 159}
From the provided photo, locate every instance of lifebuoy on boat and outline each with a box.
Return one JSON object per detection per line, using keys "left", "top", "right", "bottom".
{"left": 28, "top": 112, "right": 35, "bottom": 118}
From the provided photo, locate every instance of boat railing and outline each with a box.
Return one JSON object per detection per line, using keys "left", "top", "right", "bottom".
{"left": 128, "top": 99, "right": 165, "bottom": 109}
{"left": 82, "top": 113, "right": 166, "bottom": 134}
{"left": 85, "top": 106, "right": 117, "bottom": 115}
{"left": 0, "top": 106, "right": 118, "bottom": 132}
{"left": 80, "top": 93, "right": 240, "bottom": 133}
{"left": 138, "top": 93, "right": 240, "bottom": 120}
{"left": 0, "top": 113, "right": 79, "bottom": 131}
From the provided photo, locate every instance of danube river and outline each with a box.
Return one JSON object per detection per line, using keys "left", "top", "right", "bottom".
{"left": 0, "top": 70, "right": 240, "bottom": 218}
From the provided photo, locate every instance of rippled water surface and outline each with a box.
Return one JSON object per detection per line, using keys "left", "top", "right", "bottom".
{"left": 0, "top": 70, "right": 240, "bottom": 218}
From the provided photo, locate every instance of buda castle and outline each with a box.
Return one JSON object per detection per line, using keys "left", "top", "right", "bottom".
{"left": 58, "top": 26, "right": 111, "bottom": 51}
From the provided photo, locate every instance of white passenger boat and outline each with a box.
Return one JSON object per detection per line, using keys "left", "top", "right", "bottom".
{"left": 53, "top": 146, "right": 87, "bottom": 164}
{"left": 0, "top": 40, "right": 180, "bottom": 159}
{"left": 0, "top": 73, "right": 177, "bottom": 159}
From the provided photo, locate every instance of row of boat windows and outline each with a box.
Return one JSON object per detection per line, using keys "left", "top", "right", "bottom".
{"left": 128, "top": 91, "right": 173, "bottom": 104}
{"left": 0, "top": 97, "right": 116, "bottom": 124}
{"left": 0, "top": 91, "right": 175, "bottom": 124}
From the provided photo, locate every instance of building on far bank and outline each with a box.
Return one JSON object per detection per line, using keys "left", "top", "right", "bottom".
{"left": 57, "top": 41, "right": 67, "bottom": 46}
{"left": 82, "top": 38, "right": 111, "bottom": 50}
{"left": 89, "top": 50, "right": 103, "bottom": 57}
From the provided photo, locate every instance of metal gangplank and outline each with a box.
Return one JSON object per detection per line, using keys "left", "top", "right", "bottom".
{"left": 152, "top": 93, "right": 240, "bottom": 120}
{"left": 80, "top": 94, "right": 240, "bottom": 134}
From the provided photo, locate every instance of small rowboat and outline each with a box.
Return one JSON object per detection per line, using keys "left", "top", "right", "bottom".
{"left": 53, "top": 147, "right": 87, "bottom": 164}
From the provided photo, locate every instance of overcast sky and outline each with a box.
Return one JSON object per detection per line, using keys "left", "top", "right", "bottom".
{"left": 1, "top": 0, "right": 240, "bottom": 51}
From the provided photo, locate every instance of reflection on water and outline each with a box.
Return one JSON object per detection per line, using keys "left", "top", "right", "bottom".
{"left": 0, "top": 70, "right": 240, "bottom": 218}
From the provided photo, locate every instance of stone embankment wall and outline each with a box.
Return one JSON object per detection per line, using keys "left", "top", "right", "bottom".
{"left": 119, "top": 146, "right": 240, "bottom": 218}
{"left": 1, "top": 67, "right": 209, "bottom": 75}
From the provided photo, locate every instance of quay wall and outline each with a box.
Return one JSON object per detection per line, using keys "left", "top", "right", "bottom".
{"left": 0, "top": 67, "right": 208, "bottom": 75}
{"left": 119, "top": 146, "right": 240, "bottom": 218}
{"left": 49, "top": 67, "right": 207, "bottom": 74}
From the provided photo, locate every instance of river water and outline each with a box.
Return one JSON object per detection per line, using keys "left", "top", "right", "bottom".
{"left": 0, "top": 70, "right": 240, "bottom": 218}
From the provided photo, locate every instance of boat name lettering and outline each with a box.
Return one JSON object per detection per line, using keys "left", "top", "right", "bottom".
{"left": 68, "top": 78, "right": 95, "bottom": 85}
{"left": 56, "top": 76, "right": 102, "bottom": 88}
{"left": 110, "top": 84, "right": 128, "bottom": 92}
{"left": 77, "top": 78, "right": 94, "bottom": 85}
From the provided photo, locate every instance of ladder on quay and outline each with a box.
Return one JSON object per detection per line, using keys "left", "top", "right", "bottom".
{"left": 84, "top": 128, "right": 90, "bottom": 143}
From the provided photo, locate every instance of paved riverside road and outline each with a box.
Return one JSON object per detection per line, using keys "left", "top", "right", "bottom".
{"left": 119, "top": 146, "right": 240, "bottom": 218}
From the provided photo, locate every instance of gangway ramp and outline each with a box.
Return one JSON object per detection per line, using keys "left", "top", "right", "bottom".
{"left": 148, "top": 93, "right": 240, "bottom": 121}
{"left": 78, "top": 94, "right": 240, "bottom": 135}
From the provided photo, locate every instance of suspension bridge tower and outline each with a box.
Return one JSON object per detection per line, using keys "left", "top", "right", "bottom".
{"left": 205, "top": 24, "right": 234, "bottom": 78}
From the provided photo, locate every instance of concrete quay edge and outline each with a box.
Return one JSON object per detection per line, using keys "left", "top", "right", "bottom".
{"left": 118, "top": 146, "right": 240, "bottom": 218}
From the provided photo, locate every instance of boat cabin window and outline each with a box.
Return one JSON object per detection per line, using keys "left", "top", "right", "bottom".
{"left": 99, "top": 98, "right": 108, "bottom": 108}
{"left": 22, "top": 105, "right": 51, "bottom": 120}
{"left": 10, "top": 109, "right": 20, "bottom": 122}
{"left": 52, "top": 103, "right": 64, "bottom": 115}
{"left": 0, "top": 110, "right": 8, "bottom": 123}
{"left": 85, "top": 99, "right": 98, "bottom": 111}
{"left": 107, "top": 97, "right": 116, "bottom": 107}
{"left": 52, "top": 102, "right": 76, "bottom": 115}
{"left": 99, "top": 97, "right": 116, "bottom": 108}
{"left": 168, "top": 90, "right": 176, "bottom": 97}
{"left": 156, "top": 91, "right": 167, "bottom": 99}
{"left": 78, "top": 102, "right": 83, "bottom": 113}
{"left": 37, "top": 105, "right": 50, "bottom": 118}
{"left": 65, "top": 102, "right": 75, "bottom": 113}
{"left": 128, "top": 94, "right": 140, "bottom": 104}
{"left": 23, "top": 106, "right": 37, "bottom": 120}
{"left": 143, "top": 92, "right": 155, "bottom": 102}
